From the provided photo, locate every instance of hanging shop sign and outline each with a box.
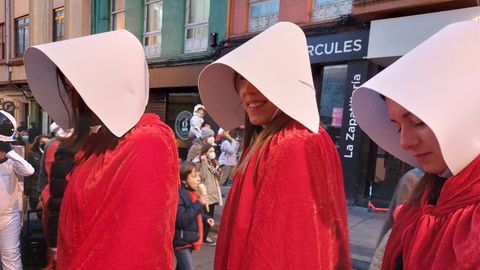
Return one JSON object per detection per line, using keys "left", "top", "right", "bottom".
{"left": 175, "top": 111, "right": 192, "bottom": 140}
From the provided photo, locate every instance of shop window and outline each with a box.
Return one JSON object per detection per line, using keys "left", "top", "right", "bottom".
{"left": 319, "top": 65, "right": 348, "bottom": 148}
{"left": 248, "top": 0, "right": 279, "bottom": 33}
{"left": 166, "top": 91, "right": 202, "bottom": 159}
{"left": 111, "top": 0, "right": 125, "bottom": 30}
{"left": 53, "top": 7, "right": 65, "bottom": 42}
{"left": 15, "top": 16, "right": 30, "bottom": 57}
{"left": 312, "top": 0, "right": 352, "bottom": 22}
{"left": 0, "top": 24, "right": 5, "bottom": 60}
{"left": 144, "top": 0, "right": 163, "bottom": 58}
{"left": 184, "top": 0, "right": 210, "bottom": 53}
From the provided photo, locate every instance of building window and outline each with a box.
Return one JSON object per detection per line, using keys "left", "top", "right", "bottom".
{"left": 248, "top": 0, "right": 279, "bottom": 32}
{"left": 312, "top": 0, "right": 352, "bottom": 22}
{"left": 15, "top": 16, "right": 30, "bottom": 57}
{"left": 0, "top": 24, "right": 5, "bottom": 60}
{"left": 319, "top": 64, "right": 348, "bottom": 148}
{"left": 53, "top": 7, "right": 65, "bottom": 42}
{"left": 184, "top": 0, "right": 210, "bottom": 53}
{"left": 144, "top": 0, "right": 163, "bottom": 58}
{"left": 111, "top": 0, "right": 125, "bottom": 30}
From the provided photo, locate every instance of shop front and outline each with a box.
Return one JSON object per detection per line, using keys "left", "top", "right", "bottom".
{"left": 307, "top": 29, "right": 372, "bottom": 204}
{"left": 148, "top": 64, "right": 219, "bottom": 159}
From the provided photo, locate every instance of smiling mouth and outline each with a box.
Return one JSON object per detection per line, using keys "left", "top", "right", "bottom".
{"left": 247, "top": 101, "right": 266, "bottom": 108}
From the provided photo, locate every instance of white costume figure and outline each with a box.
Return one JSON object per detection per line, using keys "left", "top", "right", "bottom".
{"left": 189, "top": 104, "right": 205, "bottom": 139}
{"left": 0, "top": 110, "right": 34, "bottom": 270}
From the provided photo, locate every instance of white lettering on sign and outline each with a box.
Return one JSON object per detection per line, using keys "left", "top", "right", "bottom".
{"left": 308, "top": 39, "right": 363, "bottom": 57}
{"left": 344, "top": 74, "right": 361, "bottom": 159}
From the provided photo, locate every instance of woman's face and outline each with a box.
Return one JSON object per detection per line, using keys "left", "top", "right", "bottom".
{"left": 39, "top": 137, "right": 49, "bottom": 145}
{"left": 186, "top": 168, "right": 201, "bottom": 190}
{"left": 385, "top": 98, "right": 448, "bottom": 174}
{"left": 236, "top": 75, "right": 278, "bottom": 127}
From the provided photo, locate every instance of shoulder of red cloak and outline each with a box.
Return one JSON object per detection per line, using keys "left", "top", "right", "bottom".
{"left": 126, "top": 113, "right": 176, "bottom": 142}
{"left": 245, "top": 122, "right": 351, "bottom": 269}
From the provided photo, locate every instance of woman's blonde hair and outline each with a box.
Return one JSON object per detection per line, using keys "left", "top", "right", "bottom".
{"left": 236, "top": 111, "right": 292, "bottom": 183}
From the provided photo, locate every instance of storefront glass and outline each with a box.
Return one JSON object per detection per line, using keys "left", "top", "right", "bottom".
{"left": 319, "top": 64, "right": 348, "bottom": 148}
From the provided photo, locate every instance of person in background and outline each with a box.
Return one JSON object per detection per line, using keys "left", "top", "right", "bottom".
{"left": 24, "top": 30, "right": 179, "bottom": 269}
{"left": 174, "top": 161, "right": 214, "bottom": 270}
{"left": 199, "top": 144, "right": 222, "bottom": 246}
{"left": 198, "top": 22, "right": 350, "bottom": 269}
{"left": 0, "top": 110, "right": 35, "bottom": 270}
{"left": 352, "top": 21, "right": 480, "bottom": 269}
{"left": 187, "top": 127, "right": 215, "bottom": 162}
{"left": 37, "top": 122, "right": 68, "bottom": 197}
{"left": 24, "top": 134, "right": 50, "bottom": 211}
{"left": 369, "top": 168, "right": 423, "bottom": 270}
{"left": 27, "top": 122, "right": 42, "bottom": 144}
{"left": 218, "top": 130, "right": 239, "bottom": 186}
{"left": 189, "top": 104, "right": 205, "bottom": 139}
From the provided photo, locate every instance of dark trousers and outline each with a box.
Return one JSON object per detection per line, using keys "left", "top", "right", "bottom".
{"left": 203, "top": 204, "right": 215, "bottom": 241}
{"left": 175, "top": 248, "right": 194, "bottom": 270}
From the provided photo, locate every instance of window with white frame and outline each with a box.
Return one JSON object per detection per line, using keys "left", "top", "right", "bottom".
{"left": 248, "top": 0, "right": 279, "bottom": 32}
{"left": 312, "top": 0, "right": 352, "bottom": 22}
{"left": 111, "top": 0, "right": 125, "bottom": 30}
{"left": 184, "top": 0, "right": 210, "bottom": 53}
{"left": 15, "top": 16, "right": 30, "bottom": 57}
{"left": 144, "top": 0, "right": 163, "bottom": 58}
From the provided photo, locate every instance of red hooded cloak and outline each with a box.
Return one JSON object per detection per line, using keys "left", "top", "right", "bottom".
{"left": 382, "top": 155, "right": 480, "bottom": 270}
{"left": 214, "top": 122, "right": 351, "bottom": 270}
{"left": 56, "top": 114, "right": 179, "bottom": 269}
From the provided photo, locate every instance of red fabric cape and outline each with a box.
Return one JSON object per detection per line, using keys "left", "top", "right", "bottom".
{"left": 382, "top": 155, "right": 480, "bottom": 270}
{"left": 214, "top": 122, "right": 351, "bottom": 270}
{"left": 57, "top": 114, "right": 179, "bottom": 270}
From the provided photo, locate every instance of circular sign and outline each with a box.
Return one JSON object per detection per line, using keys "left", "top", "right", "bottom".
{"left": 175, "top": 111, "right": 192, "bottom": 140}
{"left": 2, "top": 101, "right": 15, "bottom": 113}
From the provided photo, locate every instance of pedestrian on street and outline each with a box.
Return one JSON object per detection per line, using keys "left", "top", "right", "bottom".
{"left": 352, "top": 21, "right": 480, "bottom": 270}
{"left": 199, "top": 144, "right": 222, "bottom": 246}
{"left": 187, "top": 127, "right": 215, "bottom": 162}
{"left": 24, "top": 30, "right": 179, "bottom": 269}
{"left": 369, "top": 168, "right": 423, "bottom": 270}
{"left": 218, "top": 130, "right": 239, "bottom": 186}
{"left": 174, "top": 161, "right": 214, "bottom": 270}
{"left": 0, "top": 110, "right": 34, "bottom": 270}
{"left": 198, "top": 22, "right": 350, "bottom": 270}
{"left": 24, "top": 134, "right": 50, "bottom": 212}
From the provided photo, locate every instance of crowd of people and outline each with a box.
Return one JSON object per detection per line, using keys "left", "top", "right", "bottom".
{"left": 0, "top": 20, "right": 478, "bottom": 270}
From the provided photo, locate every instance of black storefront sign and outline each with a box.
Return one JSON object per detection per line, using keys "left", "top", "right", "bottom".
{"left": 338, "top": 60, "right": 369, "bottom": 202}
{"left": 307, "top": 30, "right": 369, "bottom": 63}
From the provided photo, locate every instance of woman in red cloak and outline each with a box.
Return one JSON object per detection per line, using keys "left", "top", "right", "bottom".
{"left": 198, "top": 22, "right": 351, "bottom": 269}
{"left": 23, "top": 31, "right": 179, "bottom": 269}
{"left": 352, "top": 21, "right": 480, "bottom": 269}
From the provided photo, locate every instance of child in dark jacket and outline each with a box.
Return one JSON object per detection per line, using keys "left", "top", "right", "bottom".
{"left": 174, "top": 161, "right": 215, "bottom": 270}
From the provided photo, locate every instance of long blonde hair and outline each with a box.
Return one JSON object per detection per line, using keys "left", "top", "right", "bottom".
{"left": 236, "top": 111, "right": 293, "bottom": 182}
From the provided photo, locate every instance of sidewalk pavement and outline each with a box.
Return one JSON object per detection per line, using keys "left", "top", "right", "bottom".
{"left": 191, "top": 186, "right": 387, "bottom": 270}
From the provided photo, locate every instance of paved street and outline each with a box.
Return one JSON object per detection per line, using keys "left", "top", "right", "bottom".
{"left": 191, "top": 187, "right": 386, "bottom": 270}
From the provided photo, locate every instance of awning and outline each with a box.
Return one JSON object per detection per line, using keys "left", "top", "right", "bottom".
{"left": 367, "top": 6, "right": 480, "bottom": 66}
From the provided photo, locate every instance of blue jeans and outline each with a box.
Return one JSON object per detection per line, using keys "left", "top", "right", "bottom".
{"left": 175, "top": 248, "right": 194, "bottom": 270}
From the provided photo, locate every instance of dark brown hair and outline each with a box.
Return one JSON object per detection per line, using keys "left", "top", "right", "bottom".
{"left": 180, "top": 161, "right": 200, "bottom": 183}
{"left": 31, "top": 135, "right": 51, "bottom": 152}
